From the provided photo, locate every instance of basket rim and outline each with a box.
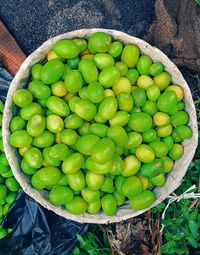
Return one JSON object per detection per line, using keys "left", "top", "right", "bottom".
{"left": 2, "top": 28, "right": 198, "bottom": 224}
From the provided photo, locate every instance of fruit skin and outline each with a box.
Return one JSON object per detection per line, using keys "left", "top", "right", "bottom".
{"left": 31, "top": 167, "right": 61, "bottom": 189}
{"left": 64, "top": 70, "right": 83, "bottom": 94}
{"left": 88, "top": 32, "right": 111, "bottom": 53}
{"left": 101, "top": 194, "right": 117, "bottom": 216}
{"left": 140, "top": 158, "right": 164, "bottom": 178}
{"left": 47, "top": 96, "right": 69, "bottom": 117}
{"left": 157, "top": 91, "right": 178, "bottom": 113}
{"left": 66, "top": 196, "right": 87, "bottom": 215}
{"left": 74, "top": 99, "right": 97, "bottom": 121}
{"left": 121, "top": 44, "right": 140, "bottom": 68}
{"left": 86, "top": 171, "right": 104, "bottom": 191}
{"left": 76, "top": 134, "right": 100, "bottom": 155}
{"left": 62, "top": 153, "right": 84, "bottom": 174}
{"left": 91, "top": 138, "right": 115, "bottom": 164}
{"left": 121, "top": 176, "right": 143, "bottom": 198}
{"left": 136, "top": 144, "right": 155, "bottom": 163}
{"left": 98, "top": 97, "right": 118, "bottom": 120}
{"left": 28, "top": 80, "right": 51, "bottom": 99}
{"left": 9, "top": 130, "right": 33, "bottom": 148}
{"left": 78, "top": 59, "right": 98, "bottom": 83}
{"left": 128, "top": 112, "right": 152, "bottom": 132}
{"left": 98, "top": 66, "right": 120, "bottom": 88}
{"left": 49, "top": 186, "right": 73, "bottom": 205}
{"left": 40, "top": 59, "right": 65, "bottom": 84}
{"left": 129, "top": 190, "right": 155, "bottom": 210}
{"left": 53, "top": 39, "right": 80, "bottom": 58}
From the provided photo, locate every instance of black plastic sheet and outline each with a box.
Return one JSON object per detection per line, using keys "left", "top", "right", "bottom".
{"left": 0, "top": 64, "right": 89, "bottom": 255}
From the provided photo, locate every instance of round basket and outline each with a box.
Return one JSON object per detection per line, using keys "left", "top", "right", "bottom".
{"left": 2, "top": 29, "right": 198, "bottom": 224}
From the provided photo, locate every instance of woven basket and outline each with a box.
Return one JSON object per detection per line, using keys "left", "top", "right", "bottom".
{"left": 2, "top": 29, "right": 198, "bottom": 224}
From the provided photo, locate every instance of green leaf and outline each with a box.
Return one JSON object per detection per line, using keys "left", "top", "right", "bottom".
{"left": 187, "top": 236, "right": 199, "bottom": 248}
{"left": 189, "top": 220, "right": 198, "bottom": 237}
{"left": 72, "top": 247, "right": 80, "bottom": 255}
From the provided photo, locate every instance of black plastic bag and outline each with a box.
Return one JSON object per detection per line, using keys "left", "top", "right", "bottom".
{"left": 0, "top": 64, "right": 89, "bottom": 255}
{"left": 0, "top": 192, "right": 89, "bottom": 255}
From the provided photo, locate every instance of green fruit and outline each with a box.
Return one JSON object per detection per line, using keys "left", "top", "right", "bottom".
{"left": 122, "top": 155, "right": 141, "bottom": 176}
{"left": 31, "top": 63, "right": 42, "bottom": 80}
{"left": 27, "top": 115, "right": 45, "bottom": 137}
{"left": 47, "top": 96, "right": 69, "bottom": 117}
{"left": 5, "top": 177, "right": 20, "bottom": 192}
{"left": 62, "top": 153, "right": 84, "bottom": 174}
{"left": 175, "top": 125, "right": 192, "bottom": 139}
{"left": 74, "top": 99, "right": 97, "bottom": 121}
{"left": 0, "top": 185, "right": 7, "bottom": 200}
{"left": 149, "top": 62, "right": 164, "bottom": 76}
{"left": 87, "top": 81, "right": 104, "bottom": 103}
{"left": 64, "top": 70, "right": 83, "bottom": 94}
{"left": 125, "top": 69, "right": 139, "bottom": 85}
{"left": 108, "top": 41, "right": 122, "bottom": 57}
{"left": 88, "top": 32, "right": 111, "bottom": 53}
{"left": 150, "top": 174, "right": 165, "bottom": 186}
{"left": 136, "top": 55, "right": 152, "bottom": 75}
{"left": 24, "top": 147, "right": 43, "bottom": 168}
{"left": 73, "top": 38, "right": 87, "bottom": 53}
{"left": 33, "top": 130, "right": 54, "bottom": 148}
{"left": 53, "top": 39, "right": 80, "bottom": 58}
{"left": 101, "top": 177, "right": 115, "bottom": 193}
{"left": 117, "top": 93, "right": 133, "bottom": 112}
{"left": 136, "top": 144, "right": 155, "bottom": 163}
{"left": 98, "top": 97, "right": 118, "bottom": 120}
{"left": 41, "top": 59, "right": 65, "bottom": 84}
{"left": 113, "top": 191, "right": 126, "bottom": 206}
{"left": 121, "top": 176, "right": 143, "bottom": 198}
{"left": 67, "top": 170, "right": 85, "bottom": 192}
{"left": 107, "top": 126, "right": 128, "bottom": 147}
{"left": 32, "top": 167, "right": 61, "bottom": 188}
{"left": 9, "top": 130, "right": 33, "bottom": 148}
{"left": 113, "top": 77, "right": 132, "bottom": 95}
{"left": 64, "top": 114, "right": 83, "bottom": 129}
{"left": 101, "top": 194, "right": 117, "bottom": 216}
{"left": 170, "top": 111, "right": 189, "bottom": 127}
{"left": 149, "top": 141, "right": 168, "bottom": 158}
{"left": 81, "top": 187, "right": 100, "bottom": 203}
{"left": 87, "top": 199, "right": 101, "bottom": 214}
{"left": 66, "top": 196, "right": 87, "bottom": 215}
{"left": 10, "top": 116, "right": 26, "bottom": 132}
{"left": 49, "top": 144, "right": 70, "bottom": 161}
{"left": 98, "top": 66, "right": 120, "bottom": 88}
{"left": 115, "top": 62, "right": 128, "bottom": 76}
{"left": 49, "top": 186, "right": 73, "bottom": 205}
{"left": 109, "top": 111, "right": 130, "bottom": 127}
{"left": 142, "top": 129, "right": 157, "bottom": 143}
{"left": 146, "top": 85, "right": 161, "bottom": 101}
{"left": 157, "top": 91, "right": 178, "bottom": 113}
{"left": 13, "top": 89, "right": 33, "bottom": 108}
{"left": 140, "top": 158, "right": 164, "bottom": 178}
{"left": 89, "top": 123, "right": 108, "bottom": 137}
{"left": 86, "top": 156, "right": 112, "bottom": 174}
{"left": 86, "top": 171, "right": 104, "bottom": 191}
{"left": 92, "top": 138, "right": 115, "bottom": 164}
{"left": 21, "top": 158, "right": 37, "bottom": 175}
{"left": 94, "top": 53, "right": 114, "bottom": 69}
{"left": 78, "top": 59, "right": 98, "bottom": 83}
{"left": 129, "top": 190, "right": 155, "bottom": 210}
{"left": 28, "top": 80, "right": 51, "bottom": 99}
{"left": 169, "top": 144, "right": 184, "bottom": 160}
{"left": 126, "top": 132, "right": 142, "bottom": 149}
{"left": 121, "top": 44, "right": 140, "bottom": 68}
{"left": 137, "top": 75, "right": 154, "bottom": 90}
{"left": 76, "top": 134, "right": 99, "bottom": 155}
{"left": 47, "top": 114, "right": 64, "bottom": 133}
{"left": 60, "top": 129, "right": 78, "bottom": 145}
{"left": 128, "top": 112, "right": 152, "bottom": 132}
{"left": 20, "top": 102, "right": 42, "bottom": 120}
{"left": 153, "top": 71, "right": 171, "bottom": 90}
{"left": 132, "top": 88, "right": 146, "bottom": 107}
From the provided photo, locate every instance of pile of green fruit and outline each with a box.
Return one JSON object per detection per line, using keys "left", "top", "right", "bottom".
{"left": 9, "top": 32, "right": 192, "bottom": 216}
{"left": 0, "top": 100, "right": 20, "bottom": 239}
